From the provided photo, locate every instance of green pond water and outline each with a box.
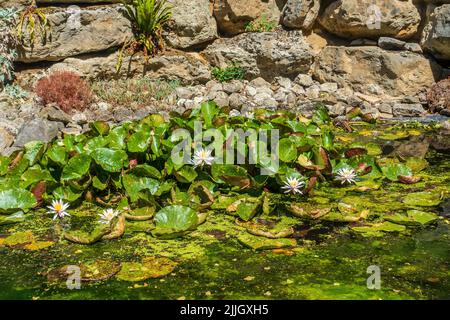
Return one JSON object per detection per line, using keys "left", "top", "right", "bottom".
{"left": 0, "top": 121, "right": 449, "bottom": 300}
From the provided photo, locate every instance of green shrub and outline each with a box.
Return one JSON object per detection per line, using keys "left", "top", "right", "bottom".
{"left": 212, "top": 63, "right": 246, "bottom": 83}
{"left": 245, "top": 15, "right": 276, "bottom": 32}
{"left": 91, "top": 78, "right": 179, "bottom": 107}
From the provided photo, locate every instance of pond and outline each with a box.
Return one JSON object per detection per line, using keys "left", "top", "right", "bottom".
{"left": 0, "top": 113, "right": 449, "bottom": 300}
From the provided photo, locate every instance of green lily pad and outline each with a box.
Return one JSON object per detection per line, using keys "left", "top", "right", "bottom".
{"left": 351, "top": 222, "right": 407, "bottom": 237}
{"left": 61, "top": 154, "right": 91, "bottom": 181}
{"left": 152, "top": 205, "right": 199, "bottom": 238}
{"left": 237, "top": 233, "right": 297, "bottom": 250}
{"left": 116, "top": 257, "right": 177, "bottom": 282}
{"left": 403, "top": 192, "right": 442, "bottom": 207}
{"left": 381, "top": 163, "right": 413, "bottom": 182}
{"left": 91, "top": 148, "right": 128, "bottom": 173}
{"left": 405, "top": 157, "right": 428, "bottom": 173}
{"left": 0, "top": 188, "right": 37, "bottom": 214}
{"left": 385, "top": 210, "right": 439, "bottom": 227}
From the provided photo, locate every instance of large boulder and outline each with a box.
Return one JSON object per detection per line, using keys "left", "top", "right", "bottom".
{"left": 318, "top": 0, "right": 421, "bottom": 40}
{"left": 213, "top": 0, "right": 285, "bottom": 35}
{"left": 16, "top": 5, "right": 132, "bottom": 63}
{"left": 281, "top": 0, "right": 320, "bottom": 30}
{"left": 13, "top": 118, "right": 62, "bottom": 148}
{"left": 203, "top": 31, "right": 314, "bottom": 82}
{"left": 313, "top": 46, "right": 443, "bottom": 98}
{"left": 421, "top": 4, "right": 450, "bottom": 60}
{"left": 164, "top": 0, "right": 218, "bottom": 49}
{"left": 47, "top": 50, "right": 211, "bottom": 85}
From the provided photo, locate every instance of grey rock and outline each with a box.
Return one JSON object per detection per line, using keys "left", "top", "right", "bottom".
{"left": 13, "top": 119, "right": 62, "bottom": 147}
{"left": 378, "top": 37, "right": 406, "bottom": 51}
{"left": 319, "top": 0, "right": 421, "bottom": 40}
{"left": 39, "top": 105, "right": 72, "bottom": 124}
{"left": 281, "top": 0, "right": 320, "bottom": 30}
{"left": 222, "top": 80, "right": 244, "bottom": 94}
{"left": 0, "top": 128, "right": 14, "bottom": 154}
{"left": 392, "top": 103, "right": 426, "bottom": 117}
{"left": 294, "top": 74, "right": 314, "bottom": 87}
{"left": 421, "top": 4, "right": 450, "bottom": 60}
{"left": 404, "top": 42, "right": 423, "bottom": 53}
{"left": 17, "top": 5, "right": 132, "bottom": 63}
{"left": 165, "top": 0, "right": 218, "bottom": 49}
{"left": 228, "top": 93, "right": 246, "bottom": 108}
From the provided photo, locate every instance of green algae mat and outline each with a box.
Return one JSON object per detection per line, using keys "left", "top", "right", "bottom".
{"left": 0, "top": 103, "right": 449, "bottom": 300}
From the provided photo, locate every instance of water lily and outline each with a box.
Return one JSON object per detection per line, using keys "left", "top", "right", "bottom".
{"left": 98, "top": 208, "right": 120, "bottom": 224}
{"left": 281, "top": 176, "right": 305, "bottom": 195}
{"left": 47, "top": 199, "right": 70, "bottom": 220}
{"left": 335, "top": 168, "right": 357, "bottom": 185}
{"left": 191, "top": 148, "right": 214, "bottom": 168}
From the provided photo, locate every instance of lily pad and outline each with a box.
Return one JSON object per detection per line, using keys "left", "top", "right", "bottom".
{"left": 403, "top": 192, "right": 442, "bottom": 207}
{"left": 91, "top": 148, "right": 128, "bottom": 173}
{"left": 64, "top": 224, "right": 112, "bottom": 244}
{"left": 3, "top": 231, "right": 35, "bottom": 247}
{"left": 116, "top": 257, "right": 177, "bottom": 282}
{"left": 152, "top": 205, "right": 199, "bottom": 238}
{"left": 48, "top": 260, "right": 121, "bottom": 283}
{"left": 0, "top": 189, "right": 36, "bottom": 214}
{"left": 351, "top": 222, "right": 407, "bottom": 237}
{"left": 24, "top": 241, "right": 54, "bottom": 251}
{"left": 385, "top": 210, "right": 439, "bottom": 227}
{"left": 237, "top": 233, "right": 297, "bottom": 250}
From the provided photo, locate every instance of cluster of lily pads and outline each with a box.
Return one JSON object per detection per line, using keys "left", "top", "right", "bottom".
{"left": 0, "top": 101, "right": 443, "bottom": 242}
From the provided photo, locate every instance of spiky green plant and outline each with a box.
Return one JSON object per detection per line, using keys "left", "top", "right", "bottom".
{"left": 117, "top": 0, "right": 172, "bottom": 73}
{"left": 16, "top": 0, "right": 50, "bottom": 48}
{"left": 123, "top": 0, "right": 172, "bottom": 58}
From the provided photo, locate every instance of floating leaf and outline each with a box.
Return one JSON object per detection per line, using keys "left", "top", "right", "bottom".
{"left": 116, "top": 257, "right": 177, "bottom": 282}
{"left": 152, "top": 205, "right": 198, "bottom": 238}
{"left": 91, "top": 148, "right": 128, "bottom": 173}
{"left": 381, "top": 163, "right": 413, "bottom": 182}
{"left": 0, "top": 189, "right": 37, "bottom": 214}
{"left": 403, "top": 192, "right": 442, "bottom": 207}
{"left": 237, "top": 233, "right": 297, "bottom": 250}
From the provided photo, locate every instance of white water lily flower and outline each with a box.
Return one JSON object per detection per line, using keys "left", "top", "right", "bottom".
{"left": 191, "top": 148, "right": 214, "bottom": 168}
{"left": 47, "top": 199, "right": 70, "bottom": 220}
{"left": 243, "top": 111, "right": 255, "bottom": 119}
{"left": 98, "top": 208, "right": 120, "bottom": 224}
{"left": 281, "top": 176, "right": 305, "bottom": 195}
{"left": 335, "top": 168, "right": 357, "bottom": 185}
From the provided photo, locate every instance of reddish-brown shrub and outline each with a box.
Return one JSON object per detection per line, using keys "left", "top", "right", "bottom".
{"left": 34, "top": 71, "right": 93, "bottom": 113}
